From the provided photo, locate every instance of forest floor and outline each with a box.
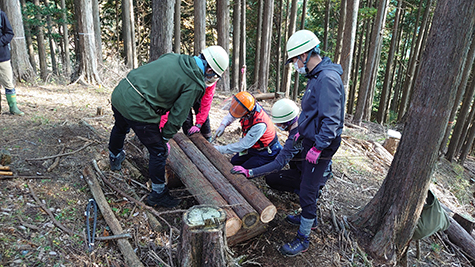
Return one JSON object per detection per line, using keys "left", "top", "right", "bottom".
{"left": 1, "top": 82, "right": 475, "bottom": 267}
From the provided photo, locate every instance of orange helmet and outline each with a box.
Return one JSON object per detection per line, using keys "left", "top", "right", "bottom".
{"left": 230, "top": 92, "right": 256, "bottom": 118}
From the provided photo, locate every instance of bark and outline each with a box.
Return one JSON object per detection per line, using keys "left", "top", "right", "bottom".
{"left": 173, "top": 0, "right": 181, "bottom": 53}
{"left": 333, "top": 0, "right": 346, "bottom": 64}
{"left": 83, "top": 166, "right": 144, "bottom": 267}
{"left": 150, "top": 0, "right": 174, "bottom": 61}
{"left": 340, "top": 0, "right": 359, "bottom": 109}
{"left": 351, "top": 0, "right": 475, "bottom": 263}
{"left": 60, "top": 0, "right": 71, "bottom": 76}
{"left": 227, "top": 221, "right": 267, "bottom": 246}
{"left": 376, "top": 0, "right": 403, "bottom": 124}
{"left": 216, "top": 0, "right": 230, "bottom": 92}
{"left": 398, "top": 0, "right": 433, "bottom": 121}
{"left": 257, "top": 0, "right": 274, "bottom": 92}
{"left": 194, "top": 0, "right": 206, "bottom": 55}
{"left": 33, "top": 0, "right": 48, "bottom": 80}
{"left": 173, "top": 133, "right": 259, "bottom": 229}
{"left": 75, "top": 0, "right": 101, "bottom": 84}
{"left": 232, "top": 0, "right": 241, "bottom": 92}
{"left": 178, "top": 205, "right": 228, "bottom": 267}
{"left": 280, "top": 0, "right": 298, "bottom": 98}
{"left": 352, "top": 0, "right": 390, "bottom": 125}
{"left": 4, "top": 0, "right": 35, "bottom": 82}
{"left": 167, "top": 139, "right": 242, "bottom": 237}
{"left": 189, "top": 134, "right": 277, "bottom": 223}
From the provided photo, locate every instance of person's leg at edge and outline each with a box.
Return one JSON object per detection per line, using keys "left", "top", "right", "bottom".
{"left": 131, "top": 123, "right": 180, "bottom": 208}
{"left": 0, "top": 61, "right": 24, "bottom": 116}
{"left": 108, "top": 106, "right": 129, "bottom": 171}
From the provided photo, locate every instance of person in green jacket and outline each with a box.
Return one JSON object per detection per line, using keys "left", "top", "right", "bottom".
{"left": 108, "top": 46, "right": 229, "bottom": 208}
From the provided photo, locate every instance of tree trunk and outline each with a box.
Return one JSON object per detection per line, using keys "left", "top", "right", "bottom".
{"left": 178, "top": 205, "right": 228, "bottom": 267}
{"left": 4, "top": 0, "right": 35, "bottom": 82}
{"left": 194, "top": 0, "right": 206, "bottom": 55}
{"left": 398, "top": 0, "right": 433, "bottom": 121}
{"left": 440, "top": 34, "right": 475, "bottom": 156}
{"left": 280, "top": 0, "right": 298, "bottom": 97}
{"left": 19, "top": 0, "right": 37, "bottom": 74}
{"left": 174, "top": 0, "right": 181, "bottom": 53}
{"left": 351, "top": 0, "right": 475, "bottom": 263}
{"left": 189, "top": 134, "right": 277, "bottom": 223}
{"left": 340, "top": 0, "right": 359, "bottom": 110}
{"left": 33, "top": 0, "right": 48, "bottom": 80}
{"left": 216, "top": 0, "right": 230, "bottom": 92}
{"left": 239, "top": 0, "right": 247, "bottom": 91}
{"left": 123, "top": 0, "right": 137, "bottom": 67}
{"left": 459, "top": 108, "right": 475, "bottom": 165}
{"left": 455, "top": 75, "right": 475, "bottom": 159}
{"left": 60, "top": 0, "right": 71, "bottom": 77}
{"left": 75, "top": 0, "right": 101, "bottom": 85}
{"left": 333, "top": 0, "right": 346, "bottom": 64}
{"left": 291, "top": 0, "right": 307, "bottom": 101}
{"left": 352, "top": 0, "right": 389, "bottom": 125}
{"left": 232, "top": 0, "right": 241, "bottom": 92}
{"left": 173, "top": 133, "right": 259, "bottom": 229}
{"left": 253, "top": 0, "right": 264, "bottom": 85}
{"left": 167, "top": 139, "right": 242, "bottom": 237}
{"left": 274, "top": 0, "right": 284, "bottom": 94}
{"left": 347, "top": 18, "right": 365, "bottom": 114}
{"left": 257, "top": 0, "right": 274, "bottom": 92}
{"left": 376, "top": 0, "right": 403, "bottom": 124}
{"left": 44, "top": 0, "right": 58, "bottom": 76}
{"left": 323, "top": 0, "right": 331, "bottom": 51}
{"left": 92, "top": 0, "right": 103, "bottom": 66}
{"left": 150, "top": 0, "right": 174, "bottom": 61}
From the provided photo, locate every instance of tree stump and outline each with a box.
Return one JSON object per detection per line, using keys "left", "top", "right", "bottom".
{"left": 179, "top": 205, "right": 228, "bottom": 267}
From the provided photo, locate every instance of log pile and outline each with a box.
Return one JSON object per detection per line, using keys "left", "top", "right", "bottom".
{"left": 168, "top": 133, "right": 276, "bottom": 243}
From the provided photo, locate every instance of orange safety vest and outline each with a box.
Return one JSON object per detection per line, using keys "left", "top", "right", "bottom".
{"left": 240, "top": 105, "right": 277, "bottom": 149}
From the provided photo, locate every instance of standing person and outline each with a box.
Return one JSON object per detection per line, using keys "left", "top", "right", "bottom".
{"left": 159, "top": 81, "right": 217, "bottom": 141}
{"left": 214, "top": 91, "right": 283, "bottom": 169}
{"left": 108, "top": 46, "right": 229, "bottom": 208}
{"left": 278, "top": 29, "right": 345, "bottom": 256}
{"left": 0, "top": 9, "right": 24, "bottom": 116}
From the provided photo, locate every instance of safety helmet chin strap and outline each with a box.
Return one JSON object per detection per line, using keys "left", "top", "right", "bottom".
{"left": 200, "top": 54, "right": 219, "bottom": 78}
{"left": 298, "top": 46, "right": 320, "bottom": 73}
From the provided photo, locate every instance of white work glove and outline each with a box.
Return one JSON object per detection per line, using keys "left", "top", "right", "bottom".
{"left": 214, "top": 145, "right": 225, "bottom": 154}
{"left": 215, "top": 124, "right": 226, "bottom": 137}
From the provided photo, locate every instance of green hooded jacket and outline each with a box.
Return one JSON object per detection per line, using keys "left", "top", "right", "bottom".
{"left": 111, "top": 53, "right": 205, "bottom": 140}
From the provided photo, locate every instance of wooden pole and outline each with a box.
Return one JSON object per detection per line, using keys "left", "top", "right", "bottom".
{"left": 173, "top": 133, "right": 259, "bottom": 229}
{"left": 178, "top": 205, "right": 229, "bottom": 267}
{"left": 189, "top": 134, "right": 277, "bottom": 223}
{"left": 168, "top": 139, "right": 242, "bottom": 237}
{"left": 83, "top": 166, "right": 144, "bottom": 267}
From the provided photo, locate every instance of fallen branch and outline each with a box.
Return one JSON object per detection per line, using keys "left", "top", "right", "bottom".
{"left": 47, "top": 146, "right": 65, "bottom": 172}
{"left": 95, "top": 233, "right": 132, "bottom": 241}
{"left": 26, "top": 142, "right": 95, "bottom": 161}
{"left": 0, "top": 176, "right": 53, "bottom": 180}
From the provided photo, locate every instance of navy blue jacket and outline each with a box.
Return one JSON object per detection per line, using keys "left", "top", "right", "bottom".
{"left": 0, "top": 10, "right": 14, "bottom": 62}
{"left": 299, "top": 57, "right": 345, "bottom": 151}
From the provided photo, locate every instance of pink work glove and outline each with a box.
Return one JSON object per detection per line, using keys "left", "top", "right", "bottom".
{"left": 230, "top": 166, "right": 250, "bottom": 178}
{"left": 166, "top": 143, "right": 170, "bottom": 154}
{"left": 188, "top": 125, "right": 201, "bottom": 135}
{"left": 306, "top": 147, "right": 321, "bottom": 164}
{"left": 292, "top": 132, "right": 304, "bottom": 148}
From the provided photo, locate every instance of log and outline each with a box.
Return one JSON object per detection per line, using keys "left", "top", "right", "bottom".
{"left": 254, "top": 92, "right": 277, "bottom": 101}
{"left": 173, "top": 133, "right": 259, "bottom": 229}
{"left": 445, "top": 216, "right": 475, "bottom": 262}
{"left": 83, "top": 166, "right": 144, "bottom": 267}
{"left": 453, "top": 213, "right": 475, "bottom": 234}
{"left": 178, "top": 205, "right": 228, "bottom": 267}
{"left": 227, "top": 221, "right": 268, "bottom": 247}
{"left": 0, "top": 166, "right": 11, "bottom": 170}
{"left": 0, "top": 171, "right": 13, "bottom": 176}
{"left": 168, "top": 139, "right": 242, "bottom": 237}
{"left": 189, "top": 134, "right": 277, "bottom": 223}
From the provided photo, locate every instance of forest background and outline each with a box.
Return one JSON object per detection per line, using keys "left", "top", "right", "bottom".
{"left": 1, "top": 0, "right": 475, "bottom": 266}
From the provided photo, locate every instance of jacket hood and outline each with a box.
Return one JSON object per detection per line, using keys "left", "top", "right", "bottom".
{"left": 306, "top": 57, "right": 343, "bottom": 78}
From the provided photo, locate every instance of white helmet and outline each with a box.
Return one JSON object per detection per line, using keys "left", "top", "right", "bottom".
{"left": 286, "top": 30, "right": 320, "bottom": 62}
{"left": 202, "top": 45, "right": 229, "bottom": 77}
{"left": 271, "top": 98, "right": 300, "bottom": 123}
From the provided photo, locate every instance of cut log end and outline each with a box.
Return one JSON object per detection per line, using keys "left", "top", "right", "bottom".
{"left": 242, "top": 212, "right": 259, "bottom": 229}
{"left": 225, "top": 218, "right": 242, "bottom": 237}
{"left": 260, "top": 205, "right": 277, "bottom": 223}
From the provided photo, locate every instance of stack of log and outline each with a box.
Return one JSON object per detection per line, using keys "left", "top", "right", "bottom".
{"left": 168, "top": 133, "right": 276, "bottom": 245}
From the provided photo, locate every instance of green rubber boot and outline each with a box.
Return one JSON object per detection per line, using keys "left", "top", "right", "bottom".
{"left": 6, "top": 93, "right": 24, "bottom": 116}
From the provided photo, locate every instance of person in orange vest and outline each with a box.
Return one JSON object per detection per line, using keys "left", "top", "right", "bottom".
{"left": 214, "top": 91, "right": 283, "bottom": 169}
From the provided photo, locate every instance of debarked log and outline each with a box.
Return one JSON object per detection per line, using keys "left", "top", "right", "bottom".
{"left": 178, "top": 205, "right": 229, "bottom": 267}
{"left": 168, "top": 139, "right": 242, "bottom": 237}
{"left": 189, "top": 134, "right": 277, "bottom": 223}
{"left": 173, "top": 133, "right": 259, "bottom": 229}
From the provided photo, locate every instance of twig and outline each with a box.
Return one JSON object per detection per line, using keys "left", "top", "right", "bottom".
{"left": 148, "top": 250, "right": 171, "bottom": 267}
{"left": 28, "top": 182, "right": 80, "bottom": 237}
{"left": 25, "top": 142, "right": 94, "bottom": 161}
{"left": 95, "top": 233, "right": 132, "bottom": 241}
{"left": 0, "top": 176, "right": 53, "bottom": 180}
{"left": 47, "top": 146, "right": 65, "bottom": 172}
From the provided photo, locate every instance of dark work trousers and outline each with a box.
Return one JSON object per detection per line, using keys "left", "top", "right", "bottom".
{"left": 109, "top": 105, "right": 168, "bottom": 186}
{"left": 266, "top": 136, "right": 341, "bottom": 220}
{"left": 182, "top": 102, "right": 211, "bottom": 138}
{"left": 231, "top": 141, "right": 283, "bottom": 169}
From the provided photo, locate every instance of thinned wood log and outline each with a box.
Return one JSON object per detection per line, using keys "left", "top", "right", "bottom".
{"left": 174, "top": 133, "right": 259, "bottom": 229}
{"left": 178, "top": 205, "right": 229, "bottom": 267}
{"left": 254, "top": 92, "right": 277, "bottom": 100}
{"left": 83, "top": 166, "right": 144, "bottom": 267}
{"left": 445, "top": 216, "right": 475, "bottom": 261}
{"left": 168, "top": 139, "right": 242, "bottom": 237}
{"left": 189, "top": 134, "right": 277, "bottom": 223}
{"left": 227, "top": 221, "right": 268, "bottom": 247}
